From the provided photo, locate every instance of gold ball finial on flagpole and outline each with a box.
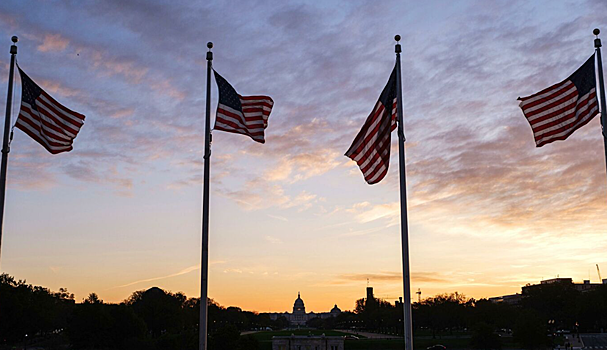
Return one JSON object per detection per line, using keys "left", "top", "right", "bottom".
{"left": 395, "top": 35, "right": 401, "bottom": 42}
{"left": 594, "top": 28, "right": 600, "bottom": 36}
{"left": 207, "top": 42, "right": 213, "bottom": 50}
{"left": 11, "top": 36, "right": 18, "bottom": 43}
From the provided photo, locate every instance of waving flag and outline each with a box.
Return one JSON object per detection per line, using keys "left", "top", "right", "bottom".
{"left": 15, "top": 66, "right": 85, "bottom": 154}
{"left": 213, "top": 70, "right": 273, "bottom": 143}
{"left": 519, "top": 54, "right": 598, "bottom": 147}
{"left": 345, "top": 66, "right": 398, "bottom": 184}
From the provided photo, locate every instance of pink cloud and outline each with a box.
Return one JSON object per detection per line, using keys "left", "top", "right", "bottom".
{"left": 37, "top": 33, "right": 69, "bottom": 52}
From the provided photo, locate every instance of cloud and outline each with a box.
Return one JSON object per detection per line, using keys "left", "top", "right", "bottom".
{"left": 37, "top": 33, "right": 69, "bottom": 52}
{"left": 110, "top": 264, "right": 199, "bottom": 289}
{"left": 337, "top": 271, "right": 449, "bottom": 284}
{"left": 267, "top": 214, "right": 288, "bottom": 222}
{"left": 264, "top": 235, "right": 283, "bottom": 244}
{"left": 35, "top": 79, "right": 80, "bottom": 97}
{"left": 110, "top": 108, "right": 135, "bottom": 119}
{"left": 346, "top": 201, "right": 400, "bottom": 225}
{"left": 217, "top": 181, "right": 317, "bottom": 212}
{"left": 1, "top": 0, "right": 606, "bottom": 304}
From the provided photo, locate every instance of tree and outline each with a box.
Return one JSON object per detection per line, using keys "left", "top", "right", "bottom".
{"left": 470, "top": 322, "right": 501, "bottom": 350}
{"left": 415, "top": 292, "right": 472, "bottom": 337}
{"left": 272, "top": 316, "right": 289, "bottom": 330}
{"left": 521, "top": 282, "right": 579, "bottom": 331}
{"left": 67, "top": 296, "right": 113, "bottom": 348}
{"left": 208, "top": 324, "right": 240, "bottom": 350}
{"left": 0, "top": 274, "right": 74, "bottom": 344}
{"left": 513, "top": 310, "right": 549, "bottom": 350}
{"left": 126, "top": 287, "right": 187, "bottom": 337}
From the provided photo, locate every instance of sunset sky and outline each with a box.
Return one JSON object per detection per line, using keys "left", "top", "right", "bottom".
{"left": 1, "top": 0, "right": 607, "bottom": 313}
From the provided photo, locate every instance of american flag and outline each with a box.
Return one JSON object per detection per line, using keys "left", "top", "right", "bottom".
{"left": 16, "top": 66, "right": 85, "bottom": 154}
{"left": 345, "top": 66, "right": 398, "bottom": 184}
{"left": 519, "top": 54, "right": 598, "bottom": 147}
{"left": 213, "top": 71, "right": 273, "bottom": 143}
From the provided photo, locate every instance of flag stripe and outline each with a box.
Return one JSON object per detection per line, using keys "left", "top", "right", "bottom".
{"left": 212, "top": 70, "right": 273, "bottom": 144}
{"left": 215, "top": 96, "right": 273, "bottom": 143}
{"left": 345, "top": 64, "right": 398, "bottom": 189}
{"left": 531, "top": 90, "right": 596, "bottom": 135}
{"left": 217, "top": 105, "right": 265, "bottom": 133}
{"left": 16, "top": 67, "right": 85, "bottom": 154}
{"left": 523, "top": 85, "right": 578, "bottom": 120}
{"left": 534, "top": 96, "right": 598, "bottom": 146}
{"left": 20, "top": 105, "right": 73, "bottom": 141}
{"left": 519, "top": 55, "right": 598, "bottom": 148}
{"left": 15, "top": 120, "right": 73, "bottom": 153}
{"left": 519, "top": 80, "right": 571, "bottom": 108}
{"left": 24, "top": 101, "right": 79, "bottom": 137}
{"left": 40, "top": 90, "right": 85, "bottom": 120}
{"left": 39, "top": 92, "right": 85, "bottom": 125}
{"left": 17, "top": 115, "right": 72, "bottom": 147}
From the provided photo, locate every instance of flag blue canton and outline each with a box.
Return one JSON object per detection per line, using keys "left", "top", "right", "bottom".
{"left": 378, "top": 67, "right": 397, "bottom": 111}
{"left": 19, "top": 69, "right": 42, "bottom": 109}
{"left": 213, "top": 71, "right": 243, "bottom": 113}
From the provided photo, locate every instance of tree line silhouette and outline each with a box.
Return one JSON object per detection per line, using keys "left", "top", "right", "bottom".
{"left": 2, "top": 274, "right": 607, "bottom": 349}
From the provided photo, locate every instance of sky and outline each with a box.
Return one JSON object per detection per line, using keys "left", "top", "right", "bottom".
{"left": 0, "top": 0, "right": 607, "bottom": 313}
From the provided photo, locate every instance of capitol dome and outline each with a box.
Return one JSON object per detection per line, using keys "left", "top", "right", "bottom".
{"left": 293, "top": 292, "right": 305, "bottom": 313}
{"left": 330, "top": 304, "right": 341, "bottom": 314}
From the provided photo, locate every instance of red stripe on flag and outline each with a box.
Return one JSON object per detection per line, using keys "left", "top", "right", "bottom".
{"left": 520, "top": 84, "right": 598, "bottom": 147}
{"left": 214, "top": 94, "right": 273, "bottom": 144}
{"left": 40, "top": 90, "right": 85, "bottom": 120}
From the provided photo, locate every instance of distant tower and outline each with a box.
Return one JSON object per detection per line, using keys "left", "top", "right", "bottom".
{"left": 416, "top": 288, "right": 422, "bottom": 303}
{"left": 366, "top": 286, "right": 374, "bottom": 302}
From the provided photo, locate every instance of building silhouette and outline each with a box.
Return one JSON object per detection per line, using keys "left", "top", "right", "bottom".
{"left": 265, "top": 292, "right": 341, "bottom": 326}
{"left": 489, "top": 277, "right": 607, "bottom": 305}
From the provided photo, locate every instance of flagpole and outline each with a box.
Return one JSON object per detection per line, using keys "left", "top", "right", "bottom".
{"left": 394, "top": 35, "right": 413, "bottom": 350}
{"left": 594, "top": 29, "right": 607, "bottom": 181}
{"left": 0, "top": 36, "right": 18, "bottom": 267}
{"left": 200, "top": 41, "right": 213, "bottom": 350}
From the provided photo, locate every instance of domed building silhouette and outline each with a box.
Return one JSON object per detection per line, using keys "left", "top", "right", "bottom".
{"left": 265, "top": 292, "right": 341, "bottom": 326}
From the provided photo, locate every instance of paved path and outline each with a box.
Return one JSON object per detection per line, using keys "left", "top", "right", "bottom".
{"left": 579, "top": 333, "right": 607, "bottom": 349}
{"left": 241, "top": 330, "right": 260, "bottom": 335}
{"left": 335, "top": 329, "right": 402, "bottom": 339}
